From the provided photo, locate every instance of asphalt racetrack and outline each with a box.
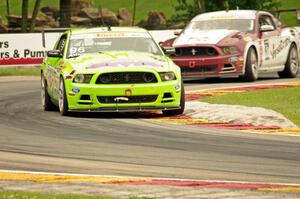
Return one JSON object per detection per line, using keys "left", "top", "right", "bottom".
{"left": 0, "top": 75, "right": 300, "bottom": 184}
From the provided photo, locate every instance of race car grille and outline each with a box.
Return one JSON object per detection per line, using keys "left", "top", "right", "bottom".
{"left": 181, "top": 65, "right": 217, "bottom": 73}
{"left": 175, "top": 47, "right": 218, "bottom": 57}
{"left": 98, "top": 95, "right": 158, "bottom": 104}
{"left": 96, "top": 72, "right": 158, "bottom": 84}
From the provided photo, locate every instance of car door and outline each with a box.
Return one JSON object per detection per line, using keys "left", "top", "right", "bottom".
{"left": 46, "top": 34, "right": 68, "bottom": 100}
{"left": 258, "top": 14, "right": 281, "bottom": 68}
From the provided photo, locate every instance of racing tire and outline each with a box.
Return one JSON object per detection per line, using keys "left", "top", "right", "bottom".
{"left": 41, "top": 74, "right": 55, "bottom": 111}
{"left": 240, "top": 47, "right": 258, "bottom": 82}
{"left": 162, "top": 81, "right": 185, "bottom": 116}
{"left": 58, "top": 76, "right": 69, "bottom": 116}
{"left": 278, "top": 44, "right": 299, "bottom": 78}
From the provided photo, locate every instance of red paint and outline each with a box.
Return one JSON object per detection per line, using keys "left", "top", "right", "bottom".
{"left": 0, "top": 58, "right": 43, "bottom": 65}
{"left": 111, "top": 179, "right": 297, "bottom": 190}
{"left": 190, "top": 122, "right": 280, "bottom": 130}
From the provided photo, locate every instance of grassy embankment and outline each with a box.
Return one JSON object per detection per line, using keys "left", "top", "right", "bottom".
{"left": 0, "top": 0, "right": 178, "bottom": 24}
{"left": 0, "top": 190, "right": 153, "bottom": 199}
{"left": 0, "top": 67, "right": 40, "bottom": 76}
{"left": 201, "top": 86, "right": 300, "bottom": 127}
{"left": 0, "top": 0, "right": 299, "bottom": 26}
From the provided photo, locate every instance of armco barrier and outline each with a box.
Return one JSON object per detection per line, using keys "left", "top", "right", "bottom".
{"left": 0, "top": 30, "right": 176, "bottom": 67}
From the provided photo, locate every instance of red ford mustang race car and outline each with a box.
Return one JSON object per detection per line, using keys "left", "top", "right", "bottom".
{"left": 162, "top": 10, "right": 300, "bottom": 81}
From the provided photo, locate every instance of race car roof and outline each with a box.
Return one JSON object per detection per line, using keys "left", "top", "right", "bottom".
{"left": 71, "top": 27, "right": 148, "bottom": 35}
{"left": 192, "top": 10, "right": 257, "bottom": 21}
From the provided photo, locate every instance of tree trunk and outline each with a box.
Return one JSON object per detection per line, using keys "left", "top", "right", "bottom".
{"left": 132, "top": 0, "right": 137, "bottom": 26}
{"left": 21, "top": 0, "right": 29, "bottom": 32}
{"left": 29, "top": 0, "right": 42, "bottom": 32}
{"left": 6, "top": 0, "right": 10, "bottom": 16}
{"left": 197, "top": 0, "right": 206, "bottom": 13}
{"left": 60, "top": 0, "right": 71, "bottom": 27}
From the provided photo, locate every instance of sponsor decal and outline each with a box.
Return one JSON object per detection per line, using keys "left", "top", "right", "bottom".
{"left": 88, "top": 60, "right": 163, "bottom": 69}
{"left": 243, "top": 36, "right": 252, "bottom": 42}
{"left": 209, "top": 15, "right": 236, "bottom": 19}
{"left": 188, "top": 61, "right": 196, "bottom": 68}
{"left": 270, "top": 38, "right": 291, "bottom": 59}
{"left": 125, "top": 88, "right": 132, "bottom": 97}
{"left": 264, "top": 39, "right": 270, "bottom": 61}
{"left": 71, "top": 87, "right": 80, "bottom": 93}
{"left": 191, "top": 48, "right": 197, "bottom": 56}
{"left": 71, "top": 32, "right": 151, "bottom": 40}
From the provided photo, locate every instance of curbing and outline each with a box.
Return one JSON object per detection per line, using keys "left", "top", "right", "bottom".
{"left": 153, "top": 81, "right": 300, "bottom": 136}
{"left": 1, "top": 170, "right": 300, "bottom": 192}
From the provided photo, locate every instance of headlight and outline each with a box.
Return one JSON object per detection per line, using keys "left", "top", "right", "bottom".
{"left": 221, "top": 46, "right": 239, "bottom": 55}
{"left": 73, "top": 74, "right": 93, "bottom": 83}
{"left": 159, "top": 72, "right": 176, "bottom": 81}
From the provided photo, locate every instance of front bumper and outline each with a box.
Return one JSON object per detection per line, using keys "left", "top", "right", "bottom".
{"left": 66, "top": 80, "right": 182, "bottom": 112}
{"left": 171, "top": 54, "right": 244, "bottom": 79}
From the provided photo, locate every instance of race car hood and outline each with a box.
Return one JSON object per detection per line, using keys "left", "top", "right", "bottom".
{"left": 173, "top": 29, "right": 239, "bottom": 46}
{"left": 68, "top": 51, "right": 171, "bottom": 72}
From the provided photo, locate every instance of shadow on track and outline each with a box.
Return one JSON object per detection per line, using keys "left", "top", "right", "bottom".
{"left": 65, "top": 110, "right": 165, "bottom": 119}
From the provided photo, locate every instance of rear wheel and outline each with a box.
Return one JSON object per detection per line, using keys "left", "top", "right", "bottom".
{"left": 58, "top": 77, "right": 69, "bottom": 116}
{"left": 41, "top": 74, "right": 55, "bottom": 111}
{"left": 163, "top": 81, "right": 185, "bottom": 116}
{"left": 278, "top": 44, "right": 299, "bottom": 78}
{"left": 240, "top": 47, "right": 258, "bottom": 82}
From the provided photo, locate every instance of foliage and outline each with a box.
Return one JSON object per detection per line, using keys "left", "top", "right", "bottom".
{"left": 170, "top": 0, "right": 281, "bottom": 23}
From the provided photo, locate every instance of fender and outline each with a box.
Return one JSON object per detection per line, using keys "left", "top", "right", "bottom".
{"left": 242, "top": 41, "right": 260, "bottom": 74}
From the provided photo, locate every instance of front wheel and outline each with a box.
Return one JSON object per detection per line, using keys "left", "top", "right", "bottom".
{"left": 240, "top": 47, "right": 258, "bottom": 82}
{"left": 162, "top": 81, "right": 185, "bottom": 116}
{"left": 59, "top": 77, "right": 69, "bottom": 116}
{"left": 41, "top": 74, "right": 55, "bottom": 111}
{"left": 278, "top": 44, "right": 299, "bottom": 78}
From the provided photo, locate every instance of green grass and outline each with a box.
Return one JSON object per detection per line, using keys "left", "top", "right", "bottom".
{"left": 278, "top": 0, "right": 300, "bottom": 27}
{"left": 0, "top": 0, "right": 298, "bottom": 26}
{"left": 0, "top": 190, "right": 153, "bottom": 199}
{"left": 0, "top": 0, "right": 178, "bottom": 24}
{"left": 0, "top": 67, "right": 40, "bottom": 76}
{"left": 201, "top": 86, "right": 300, "bottom": 127}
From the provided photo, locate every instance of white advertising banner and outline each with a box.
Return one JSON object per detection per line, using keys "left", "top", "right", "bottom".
{"left": 0, "top": 30, "right": 175, "bottom": 67}
{"left": 0, "top": 33, "right": 60, "bottom": 66}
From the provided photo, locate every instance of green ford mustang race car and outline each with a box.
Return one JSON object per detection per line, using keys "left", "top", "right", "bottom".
{"left": 41, "top": 27, "right": 185, "bottom": 116}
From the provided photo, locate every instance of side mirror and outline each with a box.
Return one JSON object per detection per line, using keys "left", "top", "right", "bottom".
{"left": 174, "top": 29, "right": 182, "bottom": 36}
{"left": 163, "top": 47, "right": 176, "bottom": 56}
{"left": 47, "top": 50, "right": 63, "bottom": 58}
{"left": 260, "top": 25, "right": 274, "bottom": 32}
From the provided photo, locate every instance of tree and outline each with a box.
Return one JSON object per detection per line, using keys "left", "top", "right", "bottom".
{"left": 171, "top": 0, "right": 206, "bottom": 23}
{"left": 171, "top": 0, "right": 281, "bottom": 24}
{"left": 29, "top": 0, "right": 42, "bottom": 32}
{"left": 60, "top": 0, "right": 71, "bottom": 27}
{"left": 6, "top": 0, "right": 10, "bottom": 16}
{"left": 21, "top": 0, "right": 29, "bottom": 32}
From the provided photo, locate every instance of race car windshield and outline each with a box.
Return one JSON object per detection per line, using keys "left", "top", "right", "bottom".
{"left": 188, "top": 19, "right": 254, "bottom": 32}
{"left": 68, "top": 34, "right": 162, "bottom": 58}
